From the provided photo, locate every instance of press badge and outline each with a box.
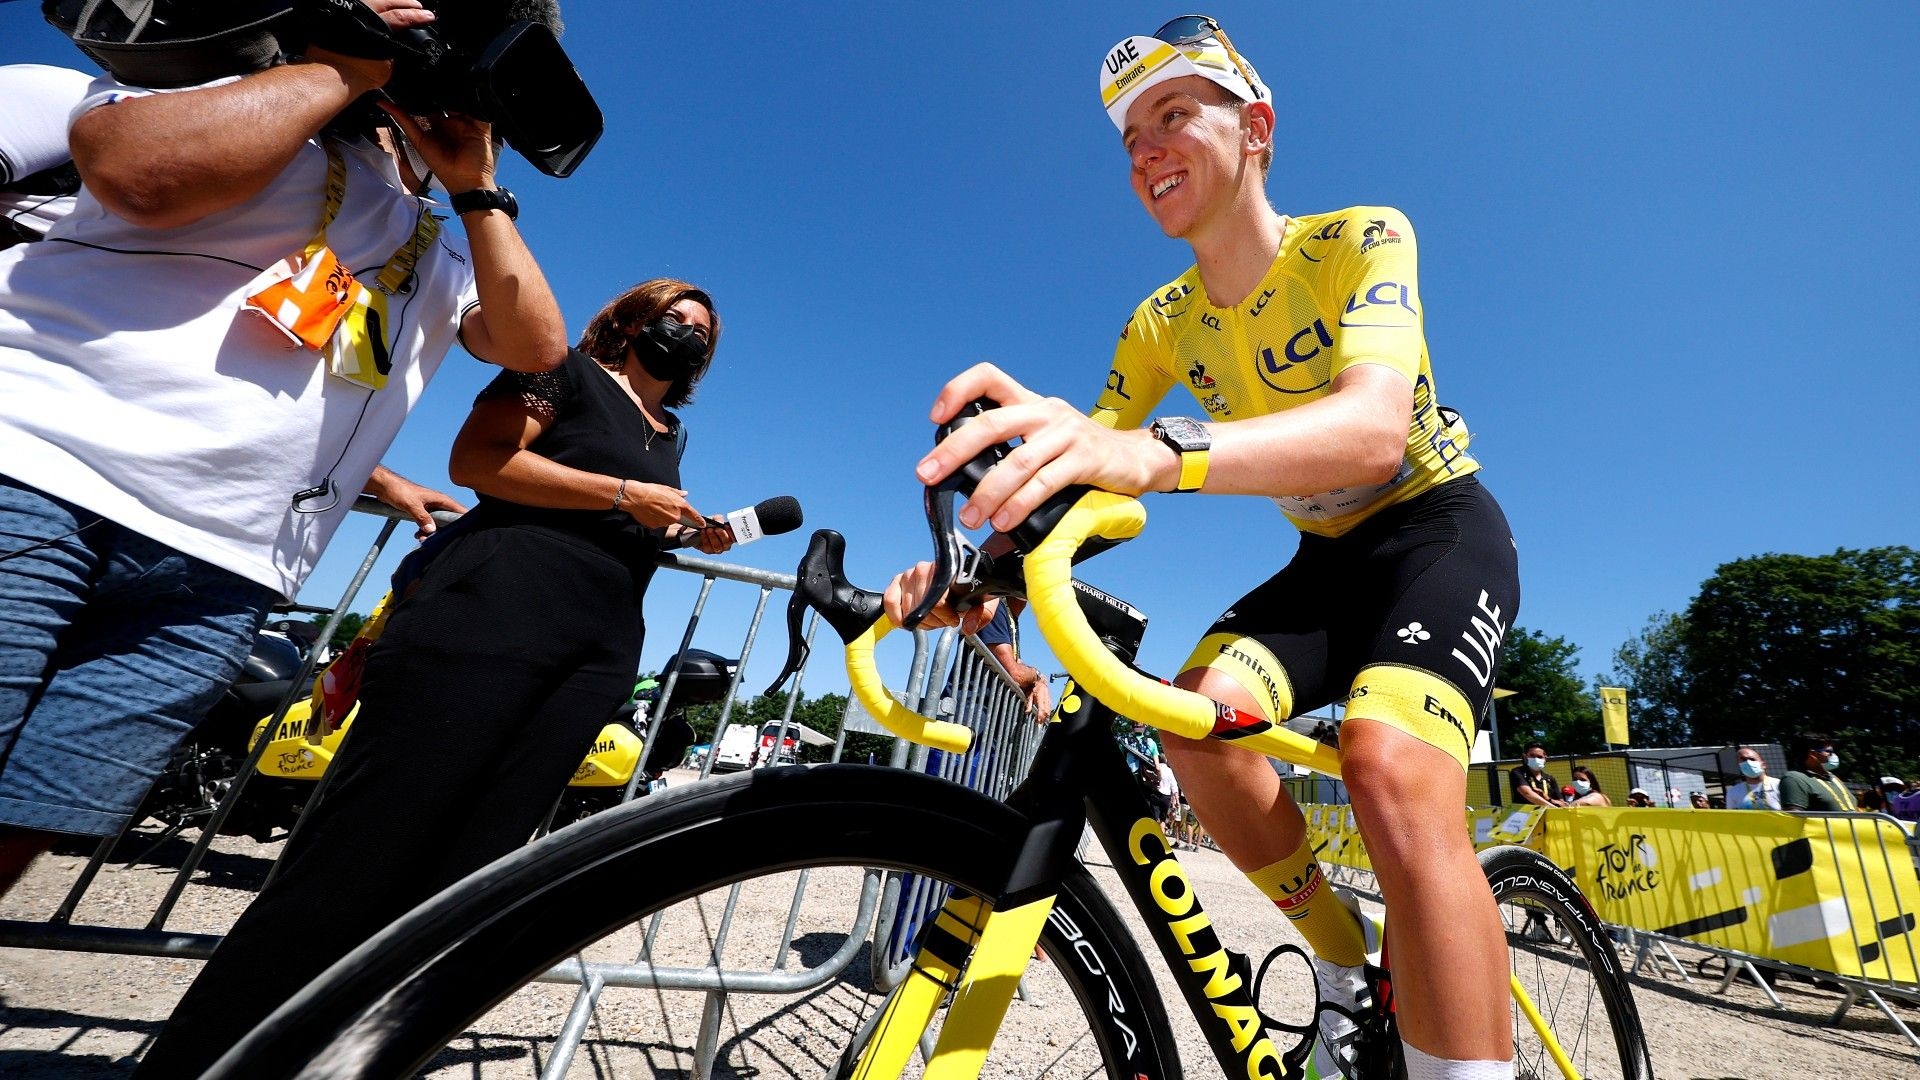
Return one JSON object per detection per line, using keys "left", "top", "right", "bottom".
{"left": 323, "top": 285, "right": 393, "bottom": 390}
{"left": 241, "top": 245, "right": 363, "bottom": 353}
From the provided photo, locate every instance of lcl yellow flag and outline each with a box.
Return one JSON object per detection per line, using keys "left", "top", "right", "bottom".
{"left": 1599, "top": 687, "right": 1630, "bottom": 746}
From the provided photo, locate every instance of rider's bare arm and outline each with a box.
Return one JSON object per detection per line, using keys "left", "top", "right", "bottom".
{"left": 912, "top": 362, "right": 1411, "bottom": 534}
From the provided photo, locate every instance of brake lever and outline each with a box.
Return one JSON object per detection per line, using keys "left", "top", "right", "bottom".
{"left": 907, "top": 398, "right": 1010, "bottom": 628}
{"left": 762, "top": 529, "right": 884, "bottom": 697}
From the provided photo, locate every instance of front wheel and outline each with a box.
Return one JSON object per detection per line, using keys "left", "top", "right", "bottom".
{"left": 1481, "top": 845, "right": 1654, "bottom": 1080}
{"left": 206, "top": 765, "right": 1183, "bottom": 1080}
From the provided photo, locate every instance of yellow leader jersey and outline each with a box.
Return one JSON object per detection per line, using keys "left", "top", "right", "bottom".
{"left": 1092, "top": 206, "right": 1477, "bottom": 537}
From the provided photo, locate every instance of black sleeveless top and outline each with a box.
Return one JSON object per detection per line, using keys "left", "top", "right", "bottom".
{"left": 464, "top": 348, "right": 684, "bottom": 568}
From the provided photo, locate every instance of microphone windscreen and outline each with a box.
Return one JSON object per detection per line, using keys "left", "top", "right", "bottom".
{"left": 753, "top": 496, "right": 804, "bottom": 536}
{"left": 505, "top": 0, "right": 564, "bottom": 32}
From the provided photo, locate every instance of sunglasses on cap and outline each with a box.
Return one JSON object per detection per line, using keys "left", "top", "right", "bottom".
{"left": 1153, "top": 14, "right": 1266, "bottom": 102}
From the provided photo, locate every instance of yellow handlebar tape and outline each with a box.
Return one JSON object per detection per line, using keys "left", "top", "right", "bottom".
{"left": 845, "top": 617, "right": 975, "bottom": 754}
{"left": 1027, "top": 490, "right": 1345, "bottom": 777}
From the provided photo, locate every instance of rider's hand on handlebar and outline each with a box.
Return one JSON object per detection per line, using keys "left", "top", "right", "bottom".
{"left": 912, "top": 364, "right": 1176, "bottom": 534}
{"left": 882, "top": 562, "right": 999, "bottom": 634}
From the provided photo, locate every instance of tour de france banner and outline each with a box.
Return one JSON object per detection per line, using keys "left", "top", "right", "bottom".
{"left": 1533, "top": 808, "right": 1920, "bottom": 983}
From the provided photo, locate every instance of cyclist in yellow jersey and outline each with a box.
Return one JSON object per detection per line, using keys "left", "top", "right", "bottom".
{"left": 886, "top": 16, "right": 1518, "bottom": 1080}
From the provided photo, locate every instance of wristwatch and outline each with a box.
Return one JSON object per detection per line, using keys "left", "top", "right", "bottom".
{"left": 449, "top": 187, "right": 519, "bottom": 221}
{"left": 1149, "top": 416, "right": 1211, "bottom": 493}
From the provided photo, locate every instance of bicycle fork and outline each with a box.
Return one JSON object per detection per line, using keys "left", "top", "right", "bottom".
{"left": 845, "top": 891, "right": 1057, "bottom": 1080}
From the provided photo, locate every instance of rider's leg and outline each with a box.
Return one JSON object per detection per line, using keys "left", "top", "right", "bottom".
{"left": 1165, "top": 666, "right": 1366, "bottom": 967}
{"left": 1341, "top": 717, "right": 1512, "bottom": 1067}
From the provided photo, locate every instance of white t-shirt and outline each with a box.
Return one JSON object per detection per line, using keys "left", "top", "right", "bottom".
{"left": 0, "top": 75, "right": 479, "bottom": 599}
{"left": 0, "top": 64, "right": 92, "bottom": 237}
{"left": 1726, "top": 776, "right": 1781, "bottom": 810}
{"left": 1157, "top": 763, "right": 1180, "bottom": 801}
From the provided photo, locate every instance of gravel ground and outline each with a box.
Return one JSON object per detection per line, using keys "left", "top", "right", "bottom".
{"left": 2, "top": 768, "right": 1916, "bottom": 1079}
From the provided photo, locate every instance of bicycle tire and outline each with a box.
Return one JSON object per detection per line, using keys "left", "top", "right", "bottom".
{"left": 1480, "top": 844, "right": 1654, "bottom": 1080}
{"left": 205, "top": 764, "right": 1184, "bottom": 1080}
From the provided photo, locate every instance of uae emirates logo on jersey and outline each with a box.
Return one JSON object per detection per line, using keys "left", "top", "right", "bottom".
{"left": 1361, "top": 219, "right": 1403, "bottom": 251}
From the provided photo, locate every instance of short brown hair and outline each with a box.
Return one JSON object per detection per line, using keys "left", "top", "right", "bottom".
{"left": 1195, "top": 81, "right": 1273, "bottom": 176}
{"left": 575, "top": 278, "right": 720, "bottom": 408}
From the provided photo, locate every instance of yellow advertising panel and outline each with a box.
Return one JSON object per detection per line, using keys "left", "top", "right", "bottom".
{"left": 1306, "top": 804, "right": 1541, "bottom": 872}
{"left": 1598, "top": 687, "right": 1629, "bottom": 746}
{"left": 1533, "top": 808, "right": 1920, "bottom": 983}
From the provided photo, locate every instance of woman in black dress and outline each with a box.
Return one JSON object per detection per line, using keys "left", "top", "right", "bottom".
{"left": 140, "top": 279, "right": 734, "bottom": 1077}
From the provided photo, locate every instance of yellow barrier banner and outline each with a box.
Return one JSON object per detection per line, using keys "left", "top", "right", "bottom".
{"left": 1598, "top": 687, "right": 1630, "bottom": 746}
{"left": 1533, "top": 808, "right": 1920, "bottom": 983}
{"left": 1306, "top": 804, "right": 1542, "bottom": 873}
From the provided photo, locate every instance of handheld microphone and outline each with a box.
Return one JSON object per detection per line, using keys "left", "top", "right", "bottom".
{"left": 671, "top": 496, "right": 803, "bottom": 549}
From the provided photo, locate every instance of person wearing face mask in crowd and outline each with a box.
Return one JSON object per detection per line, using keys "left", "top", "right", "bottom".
{"left": 1725, "top": 745, "right": 1782, "bottom": 809}
{"left": 137, "top": 280, "right": 733, "bottom": 1077}
{"left": 1778, "top": 732, "right": 1857, "bottom": 813}
{"left": 1509, "top": 740, "right": 1563, "bottom": 809}
{"left": 1567, "top": 765, "right": 1609, "bottom": 807}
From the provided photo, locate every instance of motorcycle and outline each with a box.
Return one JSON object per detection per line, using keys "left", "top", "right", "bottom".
{"left": 136, "top": 632, "right": 740, "bottom": 843}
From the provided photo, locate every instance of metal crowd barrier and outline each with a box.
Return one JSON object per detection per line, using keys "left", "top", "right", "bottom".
{"left": 0, "top": 499, "right": 1043, "bottom": 1078}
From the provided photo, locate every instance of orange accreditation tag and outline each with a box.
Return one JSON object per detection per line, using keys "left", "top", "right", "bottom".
{"left": 241, "top": 245, "right": 367, "bottom": 352}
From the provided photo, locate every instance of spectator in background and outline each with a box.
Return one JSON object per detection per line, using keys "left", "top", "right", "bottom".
{"left": 1157, "top": 759, "right": 1183, "bottom": 837}
{"left": 1689, "top": 792, "right": 1710, "bottom": 809}
{"left": 1, "top": 0, "right": 561, "bottom": 905}
{"left": 976, "top": 600, "right": 1051, "bottom": 720}
{"left": 1627, "top": 788, "right": 1655, "bottom": 808}
{"left": 0, "top": 64, "right": 92, "bottom": 249}
{"left": 1120, "top": 719, "right": 1161, "bottom": 775}
{"left": 1885, "top": 779, "right": 1920, "bottom": 823}
{"left": 1137, "top": 756, "right": 1176, "bottom": 831}
{"left": 1856, "top": 788, "right": 1885, "bottom": 813}
{"left": 1509, "top": 741, "right": 1563, "bottom": 808}
{"left": 1779, "top": 733, "right": 1857, "bottom": 812}
{"left": 1726, "top": 745, "right": 1782, "bottom": 809}
{"left": 1568, "top": 765, "right": 1610, "bottom": 807}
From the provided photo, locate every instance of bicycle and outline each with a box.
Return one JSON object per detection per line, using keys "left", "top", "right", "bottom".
{"left": 205, "top": 406, "right": 1653, "bottom": 1080}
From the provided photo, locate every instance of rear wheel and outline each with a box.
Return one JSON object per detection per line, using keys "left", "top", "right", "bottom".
{"left": 1481, "top": 845, "right": 1653, "bottom": 1080}
{"left": 206, "top": 765, "right": 1183, "bottom": 1079}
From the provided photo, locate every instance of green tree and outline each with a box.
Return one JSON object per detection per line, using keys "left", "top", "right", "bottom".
{"left": 1598, "top": 612, "right": 1693, "bottom": 748}
{"left": 1492, "top": 627, "right": 1598, "bottom": 756}
{"left": 307, "top": 612, "right": 365, "bottom": 650}
{"left": 1682, "top": 546, "right": 1919, "bottom": 783}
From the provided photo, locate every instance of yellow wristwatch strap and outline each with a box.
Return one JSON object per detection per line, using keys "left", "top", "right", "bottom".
{"left": 1175, "top": 446, "right": 1210, "bottom": 492}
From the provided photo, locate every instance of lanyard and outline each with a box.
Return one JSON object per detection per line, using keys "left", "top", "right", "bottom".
{"left": 1812, "top": 774, "right": 1855, "bottom": 811}
{"left": 313, "top": 141, "right": 441, "bottom": 296}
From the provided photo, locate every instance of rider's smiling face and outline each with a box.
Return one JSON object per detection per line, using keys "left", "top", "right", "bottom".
{"left": 1121, "top": 76, "right": 1254, "bottom": 239}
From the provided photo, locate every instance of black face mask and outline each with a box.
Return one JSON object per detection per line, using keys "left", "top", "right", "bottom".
{"left": 632, "top": 316, "right": 707, "bottom": 383}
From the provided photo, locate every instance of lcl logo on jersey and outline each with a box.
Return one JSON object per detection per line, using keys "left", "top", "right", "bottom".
{"left": 1152, "top": 282, "right": 1194, "bottom": 318}
{"left": 1339, "top": 281, "right": 1419, "bottom": 328}
{"left": 1255, "top": 318, "right": 1333, "bottom": 395}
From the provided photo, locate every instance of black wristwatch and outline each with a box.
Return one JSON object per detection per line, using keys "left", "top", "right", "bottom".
{"left": 1149, "top": 416, "right": 1212, "bottom": 493}
{"left": 449, "top": 187, "right": 519, "bottom": 221}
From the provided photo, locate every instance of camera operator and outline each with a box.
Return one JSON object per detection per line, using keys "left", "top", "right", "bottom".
{"left": 0, "top": 0, "right": 567, "bottom": 907}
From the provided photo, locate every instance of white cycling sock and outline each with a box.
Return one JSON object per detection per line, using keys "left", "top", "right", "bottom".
{"left": 1401, "top": 1040, "right": 1513, "bottom": 1080}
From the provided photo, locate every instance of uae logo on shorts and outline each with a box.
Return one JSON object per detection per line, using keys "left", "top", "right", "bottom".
{"left": 1396, "top": 622, "right": 1431, "bottom": 643}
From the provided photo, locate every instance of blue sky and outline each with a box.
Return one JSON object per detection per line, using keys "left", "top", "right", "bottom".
{"left": 5, "top": 2, "right": 1916, "bottom": 703}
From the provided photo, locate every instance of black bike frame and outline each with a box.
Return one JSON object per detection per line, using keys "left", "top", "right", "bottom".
{"left": 984, "top": 580, "right": 1297, "bottom": 1080}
